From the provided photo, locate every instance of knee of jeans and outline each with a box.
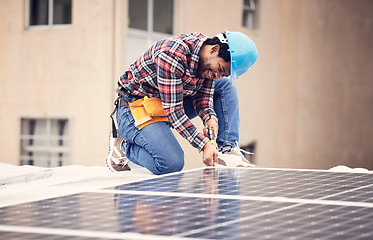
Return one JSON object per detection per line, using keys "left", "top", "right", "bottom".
{"left": 154, "top": 152, "right": 184, "bottom": 175}
{"left": 215, "top": 77, "right": 233, "bottom": 89}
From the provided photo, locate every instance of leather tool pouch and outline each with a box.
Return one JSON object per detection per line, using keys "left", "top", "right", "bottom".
{"left": 129, "top": 97, "right": 169, "bottom": 130}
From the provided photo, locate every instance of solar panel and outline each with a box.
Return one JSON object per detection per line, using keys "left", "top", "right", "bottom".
{"left": 107, "top": 168, "right": 373, "bottom": 199}
{"left": 0, "top": 167, "right": 372, "bottom": 240}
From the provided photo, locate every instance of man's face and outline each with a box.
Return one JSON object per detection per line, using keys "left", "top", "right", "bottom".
{"left": 197, "top": 45, "right": 231, "bottom": 80}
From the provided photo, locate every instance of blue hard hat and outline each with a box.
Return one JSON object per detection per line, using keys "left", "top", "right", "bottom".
{"left": 225, "top": 31, "right": 257, "bottom": 81}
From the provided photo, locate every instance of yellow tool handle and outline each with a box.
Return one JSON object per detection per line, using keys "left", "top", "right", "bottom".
{"left": 208, "top": 126, "right": 216, "bottom": 146}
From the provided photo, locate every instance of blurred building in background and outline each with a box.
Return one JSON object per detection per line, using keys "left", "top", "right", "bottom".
{"left": 1, "top": 0, "right": 372, "bottom": 170}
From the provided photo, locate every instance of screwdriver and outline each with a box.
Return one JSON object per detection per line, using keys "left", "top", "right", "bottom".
{"left": 208, "top": 126, "right": 216, "bottom": 146}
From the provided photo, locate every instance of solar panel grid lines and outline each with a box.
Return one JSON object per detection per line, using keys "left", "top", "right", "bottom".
{"left": 101, "top": 167, "right": 373, "bottom": 239}
{"left": 0, "top": 167, "right": 372, "bottom": 240}
{"left": 106, "top": 167, "right": 373, "bottom": 203}
{"left": 0, "top": 225, "right": 208, "bottom": 240}
{"left": 0, "top": 193, "right": 217, "bottom": 238}
{"left": 194, "top": 203, "right": 372, "bottom": 239}
{"left": 94, "top": 188, "right": 373, "bottom": 209}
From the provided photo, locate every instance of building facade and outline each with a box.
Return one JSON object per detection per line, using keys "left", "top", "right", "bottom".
{"left": 1, "top": 0, "right": 372, "bottom": 170}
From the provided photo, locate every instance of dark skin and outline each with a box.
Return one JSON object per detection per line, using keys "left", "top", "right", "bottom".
{"left": 197, "top": 44, "right": 231, "bottom": 166}
{"left": 197, "top": 45, "right": 231, "bottom": 80}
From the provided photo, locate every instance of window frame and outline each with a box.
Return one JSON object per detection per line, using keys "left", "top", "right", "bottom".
{"left": 19, "top": 117, "right": 72, "bottom": 167}
{"left": 128, "top": 0, "right": 174, "bottom": 45}
{"left": 25, "top": 0, "right": 73, "bottom": 29}
{"left": 243, "top": 0, "right": 256, "bottom": 29}
{"left": 126, "top": 0, "right": 174, "bottom": 65}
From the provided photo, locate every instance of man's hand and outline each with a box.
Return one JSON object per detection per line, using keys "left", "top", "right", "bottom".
{"left": 202, "top": 142, "right": 218, "bottom": 166}
{"left": 203, "top": 118, "right": 219, "bottom": 138}
{"left": 202, "top": 115, "right": 219, "bottom": 166}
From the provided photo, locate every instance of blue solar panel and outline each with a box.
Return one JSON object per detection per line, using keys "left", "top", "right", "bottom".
{"left": 0, "top": 167, "right": 372, "bottom": 240}
{"left": 108, "top": 168, "right": 373, "bottom": 202}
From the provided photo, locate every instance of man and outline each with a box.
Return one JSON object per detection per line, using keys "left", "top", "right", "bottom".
{"left": 107, "top": 31, "right": 257, "bottom": 175}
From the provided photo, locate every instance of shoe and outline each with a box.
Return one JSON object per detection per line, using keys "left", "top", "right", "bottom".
{"left": 106, "top": 132, "right": 131, "bottom": 172}
{"left": 217, "top": 146, "right": 255, "bottom": 167}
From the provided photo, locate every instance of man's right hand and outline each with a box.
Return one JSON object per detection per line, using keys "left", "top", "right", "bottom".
{"left": 202, "top": 142, "right": 218, "bottom": 166}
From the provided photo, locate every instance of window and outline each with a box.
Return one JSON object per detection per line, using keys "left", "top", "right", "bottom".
{"left": 20, "top": 118, "right": 71, "bottom": 167}
{"left": 129, "top": 0, "right": 173, "bottom": 34}
{"left": 153, "top": 0, "right": 173, "bottom": 34}
{"left": 243, "top": 0, "right": 256, "bottom": 29}
{"left": 129, "top": 0, "right": 147, "bottom": 31}
{"left": 27, "top": 0, "right": 72, "bottom": 27}
{"left": 127, "top": 0, "right": 174, "bottom": 65}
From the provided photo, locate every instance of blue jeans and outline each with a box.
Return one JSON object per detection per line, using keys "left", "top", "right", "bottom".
{"left": 116, "top": 77, "right": 240, "bottom": 175}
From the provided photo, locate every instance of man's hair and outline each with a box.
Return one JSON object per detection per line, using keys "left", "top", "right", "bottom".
{"left": 203, "top": 32, "right": 231, "bottom": 62}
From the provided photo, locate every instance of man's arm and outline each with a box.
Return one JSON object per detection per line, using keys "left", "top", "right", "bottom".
{"left": 193, "top": 78, "right": 217, "bottom": 123}
{"left": 155, "top": 52, "right": 209, "bottom": 152}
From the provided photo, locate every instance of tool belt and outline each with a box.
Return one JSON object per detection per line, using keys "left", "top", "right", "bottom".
{"left": 128, "top": 96, "right": 169, "bottom": 130}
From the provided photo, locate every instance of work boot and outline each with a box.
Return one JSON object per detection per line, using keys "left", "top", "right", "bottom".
{"left": 106, "top": 132, "right": 131, "bottom": 172}
{"left": 217, "top": 146, "right": 255, "bottom": 167}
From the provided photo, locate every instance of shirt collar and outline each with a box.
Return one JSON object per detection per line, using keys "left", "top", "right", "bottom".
{"left": 189, "top": 35, "right": 207, "bottom": 77}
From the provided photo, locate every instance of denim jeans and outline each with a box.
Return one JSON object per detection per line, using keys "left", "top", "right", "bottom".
{"left": 116, "top": 77, "right": 240, "bottom": 175}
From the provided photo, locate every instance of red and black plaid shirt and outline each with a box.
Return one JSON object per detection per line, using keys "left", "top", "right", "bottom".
{"left": 117, "top": 32, "right": 216, "bottom": 151}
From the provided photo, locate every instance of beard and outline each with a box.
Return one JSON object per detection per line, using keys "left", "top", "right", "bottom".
{"left": 196, "top": 58, "right": 210, "bottom": 79}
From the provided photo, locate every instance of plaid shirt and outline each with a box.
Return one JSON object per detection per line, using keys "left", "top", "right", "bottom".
{"left": 117, "top": 33, "right": 216, "bottom": 151}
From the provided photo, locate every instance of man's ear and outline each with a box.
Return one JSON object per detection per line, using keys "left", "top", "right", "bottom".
{"left": 211, "top": 44, "right": 220, "bottom": 54}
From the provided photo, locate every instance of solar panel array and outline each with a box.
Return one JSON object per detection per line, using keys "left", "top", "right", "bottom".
{"left": 1, "top": 167, "right": 372, "bottom": 239}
